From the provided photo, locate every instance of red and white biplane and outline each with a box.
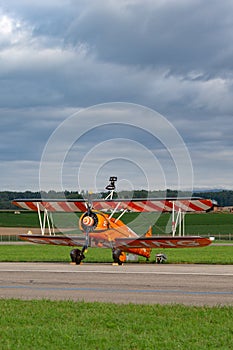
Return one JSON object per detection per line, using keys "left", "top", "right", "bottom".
{"left": 12, "top": 177, "right": 214, "bottom": 265}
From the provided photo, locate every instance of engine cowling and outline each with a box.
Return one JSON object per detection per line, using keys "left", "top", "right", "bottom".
{"left": 79, "top": 211, "right": 109, "bottom": 232}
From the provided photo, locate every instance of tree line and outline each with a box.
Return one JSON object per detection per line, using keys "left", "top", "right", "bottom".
{"left": 0, "top": 189, "right": 233, "bottom": 209}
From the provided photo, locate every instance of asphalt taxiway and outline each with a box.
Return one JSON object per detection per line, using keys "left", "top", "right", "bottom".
{"left": 0, "top": 262, "right": 232, "bottom": 305}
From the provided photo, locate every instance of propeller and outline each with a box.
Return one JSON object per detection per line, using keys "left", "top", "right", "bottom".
{"left": 81, "top": 193, "right": 95, "bottom": 253}
{"left": 81, "top": 203, "right": 92, "bottom": 252}
{"left": 70, "top": 200, "right": 93, "bottom": 265}
{"left": 79, "top": 179, "right": 117, "bottom": 258}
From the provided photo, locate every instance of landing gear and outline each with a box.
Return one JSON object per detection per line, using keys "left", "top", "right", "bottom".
{"left": 112, "top": 248, "right": 126, "bottom": 265}
{"left": 70, "top": 248, "right": 85, "bottom": 265}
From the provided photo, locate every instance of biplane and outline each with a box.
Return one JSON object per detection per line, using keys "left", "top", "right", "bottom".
{"left": 12, "top": 177, "right": 215, "bottom": 265}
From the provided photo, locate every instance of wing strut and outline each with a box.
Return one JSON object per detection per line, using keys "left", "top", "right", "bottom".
{"left": 37, "top": 203, "right": 55, "bottom": 236}
{"left": 171, "top": 201, "right": 185, "bottom": 237}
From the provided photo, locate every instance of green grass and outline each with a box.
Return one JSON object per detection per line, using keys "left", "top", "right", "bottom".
{"left": 0, "top": 211, "right": 40, "bottom": 227}
{"left": 0, "top": 244, "right": 232, "bottom": 264}
{"left": 0, "top": 245, "right": 110, "bottom": 263}
{"left": 0, "top": 211, "right": 80, "bottom": 228}
{"left": 1, "top": 211, "right": 233, "bottom": 236}
{"left": 0, "top": 299, "right": 232, "bottom": 350}
{"left": 0, "top": 211, "right": 232, "bottom": 264}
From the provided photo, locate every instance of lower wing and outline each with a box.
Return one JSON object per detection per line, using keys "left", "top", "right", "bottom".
{"left": 19, "top": 234, "right": 85, "bottom": 246}
{"left": 19, "top": 234, "right": 212, "bottom": 249}
{"left": 116, "top": 236, "right": 212, "bottom": 249}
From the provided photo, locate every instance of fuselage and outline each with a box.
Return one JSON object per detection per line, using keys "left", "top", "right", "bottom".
{"left": 79, "top": 210, "right": 151, "bottom": 258}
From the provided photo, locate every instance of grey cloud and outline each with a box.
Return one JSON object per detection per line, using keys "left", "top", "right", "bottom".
{"left": 0, "top": 1, "right": 232, "bottom": 190}
{"left": 4, "top": 1, "right": 233, "bottom": 75}
{"left": 0, "top": 107, "right": 72, "bottom": 162}
{"left": 1, "top": 1, "right": 233, "bottom": 112}
{"left": 62, "top": 1, "right": 233, "bottom": 74}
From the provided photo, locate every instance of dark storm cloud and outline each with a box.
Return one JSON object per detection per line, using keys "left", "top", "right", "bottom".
{"left": 4, "top": 0, "right": 233, "bottom": 73}
{"left": 0, "top": 0, "right": 233, "bottom": 190}
{"left": 1, "top": 0, "right": 233, "bottom": 111}
{"left": 63, "top": 1, "right": 233, "bottom": 74}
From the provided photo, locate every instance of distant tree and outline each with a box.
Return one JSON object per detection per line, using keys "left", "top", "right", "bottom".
{"left": 133, "top": 190, "right": 148, "bottom": 198}
{"left": 194, "top": 190, "right": 233, "bottom": 206}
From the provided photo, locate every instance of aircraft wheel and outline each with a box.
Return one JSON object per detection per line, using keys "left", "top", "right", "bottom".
{"left": 112, "top": 248, "right": 124, "bottom": 265}
{"left": 70, "top": 249, "right": 85, "bottom": 265}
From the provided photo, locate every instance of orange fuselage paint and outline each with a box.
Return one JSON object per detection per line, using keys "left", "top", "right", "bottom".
{"left": 79, "top": 211, "right": 151, "bottom": 258}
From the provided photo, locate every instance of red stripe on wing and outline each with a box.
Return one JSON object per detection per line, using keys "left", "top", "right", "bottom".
{"left": 73, "top": 201, "right": 87, "bottom": 212}
{"left": 116, "top": 236, "right": 212, "bottom": 249}
{"left": 25, "top": 201, "right": 38, "bottom": 211}
{"left": 19, "top": 234, "right": 85, "bottom": 246}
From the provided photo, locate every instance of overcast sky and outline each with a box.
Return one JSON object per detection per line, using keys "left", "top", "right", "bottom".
{"left": 0, "top": 0, "right": 233, "bottom": 192}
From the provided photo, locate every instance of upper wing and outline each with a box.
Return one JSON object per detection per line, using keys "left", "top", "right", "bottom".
{"left": 93, "top": 198, "right": 214, "bottom": 212}
{"left": 12, "top": 199, "right": 87, "bottom": 212}
{"left": 115, "top": 236, "right": 212, "bottom": 249}
{"left": 13, "top": 198, "right": 214, "bottom": 212}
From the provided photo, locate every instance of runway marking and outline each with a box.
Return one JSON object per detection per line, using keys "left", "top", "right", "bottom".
{"left": 1, "top": 268, "right": 233, "bottom": 276}
{"left": 0, "top": 285, "right": 233, "bottom": 296}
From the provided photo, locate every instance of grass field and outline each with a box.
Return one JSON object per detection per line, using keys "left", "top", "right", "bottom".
{"left": 1, "top": 211, "right": 233, "bottom": 237}
{"left": 0, "top": 244, "right": 232, "bottom": 264}
{"left": 0, "top": 211, "right": 233, "bottom": 264}
{"left": 0, "top": 299, "right": 232, "bottom": 350}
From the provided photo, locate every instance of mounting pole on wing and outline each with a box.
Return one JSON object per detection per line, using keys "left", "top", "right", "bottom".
{"left": 105, "top": 176, "right": 117, "bottom": 200}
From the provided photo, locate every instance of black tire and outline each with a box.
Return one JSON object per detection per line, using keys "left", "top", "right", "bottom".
{"left": 70, "top": 249, "right": 85, "bottom": 265}
{"left": 112, "top": 248, "right": 123, "bottom": 265}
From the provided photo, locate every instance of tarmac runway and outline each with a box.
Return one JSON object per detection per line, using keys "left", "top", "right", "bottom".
{"left": 0, "top": 262, "right": 232, "bottom": 306}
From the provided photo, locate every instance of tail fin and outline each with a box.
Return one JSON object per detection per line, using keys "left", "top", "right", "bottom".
{"left": 145, "top": 226, "right": 152, "bottom": 238}
{"left": 118, "top": 226, "right": 153, "bottom": 259}
{"left": 144, "top": 226, "right": 152, "bottom": 258}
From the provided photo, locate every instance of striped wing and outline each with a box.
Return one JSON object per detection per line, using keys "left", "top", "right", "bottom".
{"left": 19, "top": 234, "right": 85, "bottom": 246}
{"left": 19, "top": 234, "right": 212, "bottom": 249}
{"left": 92, "top": 198, "right": 214, "bottom": 212}
{"left": 116, "top": 236, "right": 212, "bottom": 249}
{"left": 13, "top": 198, "right": 214, "bottom": 212}
{"left": 12, "top": 199, "right": 87, "bottom": 212}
